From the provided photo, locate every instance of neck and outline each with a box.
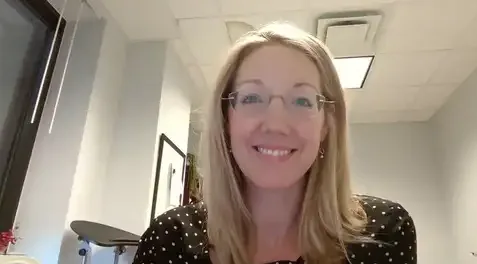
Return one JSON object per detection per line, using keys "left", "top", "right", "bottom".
{"left": 245, "top": 179, "right": 305, "bottom": 243}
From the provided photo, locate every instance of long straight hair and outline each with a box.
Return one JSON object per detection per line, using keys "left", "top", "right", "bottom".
{"left": 200, "top": 22, "right": 368, "bottom": 264}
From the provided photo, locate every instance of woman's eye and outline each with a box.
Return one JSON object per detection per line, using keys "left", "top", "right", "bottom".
{"left": 293, "top": 97, "right": 314, "bottom": 108}
{"left": 240, "top": 93, "right": 263, "bottom": 104}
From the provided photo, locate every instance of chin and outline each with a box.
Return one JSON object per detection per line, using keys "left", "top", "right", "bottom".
{"left": 246, "top": 175, "right": 303, "bottom": 189}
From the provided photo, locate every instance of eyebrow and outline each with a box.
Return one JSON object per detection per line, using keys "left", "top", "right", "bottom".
{"left": 294, "top": 82, "right": 318, "bottom": 90}
{"left": 235, "top": 79, "right": 318, "bottom": 90}
{"left": 235, "top": 79, "right": 264, "bottom": 87}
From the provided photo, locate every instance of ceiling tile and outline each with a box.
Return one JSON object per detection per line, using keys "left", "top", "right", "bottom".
{"left": 102, "top": 0, "right": 179, "bottom": 40}
{"left": 410, "top": 84, "right": 459, "bottom": 110}
{"left": 225, "top": 11, "right": 313, "bottom": 34}
{"left": 377, "top": 0, "right": 477, "bottom": 52}
{"left": 308, "top": 0, "right": 394, "bottom": 10}
{"left": 454, "top": 15, "right": 477, "bottom": 49}
{"left": 179, "top": 18, "right": 231, "bottom": 65}
{"left": 171, "top": 39, "right": 196, "bottom": 65}
{"left": 365, "top": 51, "right": 446, "bottom": 86}
{"left": 384, "top": 0, "right": 477, "bottom": 32}
{"left": 167, "top": 0, "right": 221, "bottom": 18}
{"left": 352, "top": 85, "right": 419, "bottom": 112}
{"left": 429, "top": 50, "right": 477, "bottom": 84}
{"left": 219, "top": 0, "right": 308, "bottom": 16}
{"left": 377, "top": 29, "right": 457, "bottom": 53}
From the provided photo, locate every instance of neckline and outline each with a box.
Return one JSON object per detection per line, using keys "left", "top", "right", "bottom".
{"left": 204, "top": 251, "right": 303, "bottom": 264}
{"left": 196, "top": 204, "right": 304, "bottom": 264}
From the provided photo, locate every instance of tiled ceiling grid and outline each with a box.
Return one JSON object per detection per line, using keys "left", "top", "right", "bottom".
{"left": 51, "top": 0, "right": 477, "bottom": 127}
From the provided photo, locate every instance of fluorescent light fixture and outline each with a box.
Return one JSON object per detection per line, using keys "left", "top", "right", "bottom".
{"left": 333, "top": 56, "right": 374, "bottom": 89}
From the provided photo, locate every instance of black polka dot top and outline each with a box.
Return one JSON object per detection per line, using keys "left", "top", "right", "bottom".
{"left": 132, "top": 195, "right": 417, "bottom": 264}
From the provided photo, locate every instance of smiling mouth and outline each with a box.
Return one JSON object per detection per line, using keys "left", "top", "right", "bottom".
{"left": 252, "top": 146, "right": 297, "bottom": 157}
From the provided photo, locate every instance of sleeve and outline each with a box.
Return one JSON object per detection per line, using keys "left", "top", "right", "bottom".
{"left": 132, "top": 213, "right": 182, "bottom": 264}
{"left": 379, "top": 204, "right": 418, "bottom": 264}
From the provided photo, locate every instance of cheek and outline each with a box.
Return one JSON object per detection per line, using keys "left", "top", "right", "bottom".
{"left": 298, "top": 118, "right": 325, "bottom": 150}
{"left": 228, "top": 110, "right": 253, "bottom": 147}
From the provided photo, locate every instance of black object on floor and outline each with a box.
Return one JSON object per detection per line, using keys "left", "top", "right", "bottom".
{"left": 70, "top": 220, "right": 141, "bottom": 264}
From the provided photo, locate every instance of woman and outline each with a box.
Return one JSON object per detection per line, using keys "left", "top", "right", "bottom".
{"left": 133, "top": 22, "right": 417, "bottom": 264}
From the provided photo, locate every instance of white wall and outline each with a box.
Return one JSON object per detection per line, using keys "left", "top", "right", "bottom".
{"left": 57, "top": 17, "right": 128, "bottom": 264}
{"left": 349, "top": 123, "right": 453, "bottom": 264}
{"left": 431, "top": 68, "right": 477, "bottom": 264}
{"left": 187, "top": 126, "right": 201, "bottom": 155}
{"left": 158, "top": 45, "right": 192, "bottom": 153}
{"left": 153, "top": 44, "right": 192, "bottom": 216}
{"left": 12, "top": 19, "right": 106, "bottom": 264}
{"left": 101, "top": 41, "right": 193, "bottom": 236}
{"left": 100, "top": 41, "right": 167, "bottom": 238}
{"left": 96, "top": 41, "right": 193, "bottom": 264}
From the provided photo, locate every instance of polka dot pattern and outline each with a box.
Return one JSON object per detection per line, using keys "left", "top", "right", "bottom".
{"left": 133, "top": 195, "right": 417, "bottom": 264}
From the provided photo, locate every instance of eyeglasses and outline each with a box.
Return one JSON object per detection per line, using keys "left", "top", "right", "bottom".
{"left": 222, "top": 87, "right": 335, "bottom": 118}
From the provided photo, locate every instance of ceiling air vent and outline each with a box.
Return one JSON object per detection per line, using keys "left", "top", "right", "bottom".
{"left": 317, "top": 12, "right": 382, "bottom": 57}
{"left": 317, "top": 12, "right": 382, "bottom": 89}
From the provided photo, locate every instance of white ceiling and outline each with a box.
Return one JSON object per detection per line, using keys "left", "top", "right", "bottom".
{"left": 54, "top": 0, "right": 477, "bottom": 126}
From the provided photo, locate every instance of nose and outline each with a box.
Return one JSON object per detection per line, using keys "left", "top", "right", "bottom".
{"left": 260, "top": 100, "right": 291, "bottom": 135}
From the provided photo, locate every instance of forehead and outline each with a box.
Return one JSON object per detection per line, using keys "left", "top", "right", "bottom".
{"left": 235, "top": 44, "right": 321, "bottom": 92}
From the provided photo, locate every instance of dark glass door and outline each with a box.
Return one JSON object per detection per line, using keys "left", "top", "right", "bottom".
{"left": 0, "top": 0, "right": 65, "bottom": 231}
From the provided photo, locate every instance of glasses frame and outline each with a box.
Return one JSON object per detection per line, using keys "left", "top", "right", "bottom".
{"left": 221, "top": 91, "right": 336, "bottom": 113}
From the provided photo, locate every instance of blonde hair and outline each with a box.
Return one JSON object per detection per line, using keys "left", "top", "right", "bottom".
{"left": 200, "top": 22, "right": 368, "bottom": 264}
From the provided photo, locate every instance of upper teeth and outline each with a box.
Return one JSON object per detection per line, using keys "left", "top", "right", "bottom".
{"left": 258, "top": 148, "right": 290, "bottom": 156}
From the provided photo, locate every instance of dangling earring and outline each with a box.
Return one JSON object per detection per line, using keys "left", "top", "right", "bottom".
{"left": 319, "top": 147, "right": 325, "bottom": 159}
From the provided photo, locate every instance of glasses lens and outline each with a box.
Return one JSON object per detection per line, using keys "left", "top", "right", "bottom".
{"left": 234, "top": 88, "right": 268, "bottom": 115}
{"left": 286, "top": 88, "right": 321, "bottom": 116}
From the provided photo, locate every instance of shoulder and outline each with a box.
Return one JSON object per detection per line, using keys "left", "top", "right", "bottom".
{"left": 347, "top": 195, "right": 417, "bottom": 263}
{"left": 358, "top": 195, "right": 416, "bottom": 243}
{"left": 358, "top": 195, "right": 412, "bottom": 227}
{"left": 153, "top": 203, "right": 207, "bottom": 230}
{"left": 132, "top": 203, "right": 209, "bottom": 264}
